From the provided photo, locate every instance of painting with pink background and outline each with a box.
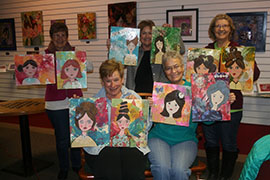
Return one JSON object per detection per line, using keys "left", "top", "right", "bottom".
{"left": 186, "top": 48, "right": 220, "bottom": 82}
{"left": 14, "top": 54, "right": 55, "bottom": 86}
{"left": 152, "top": 82, "right": 192, "bottom": 127}
{"left": 110, "top": 99, "right": 149, "bottom": 148}
{"left": 191, "top": 72, "right": 231, "bottom": 122}
{"left": 56, "top": 51, "right": 87, "bottom": 89}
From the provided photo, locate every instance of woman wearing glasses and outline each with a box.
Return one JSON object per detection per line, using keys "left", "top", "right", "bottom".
{"left": 203, "top": 14, "right": 260, "bottom": 180}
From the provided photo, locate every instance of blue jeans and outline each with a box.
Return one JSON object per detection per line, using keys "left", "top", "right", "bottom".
{"left": 46, "top": 109, "right": 81, "bottom": 171}
{"left": 148, "top": 138, "right": 197, "bottom": 180}
{"left": 202, "top": 111, "right": 242, "bottom": 152}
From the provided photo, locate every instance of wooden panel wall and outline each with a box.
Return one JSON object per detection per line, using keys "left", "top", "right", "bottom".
{"left": 0, "top": 0, "right": 269, "bottom": 125}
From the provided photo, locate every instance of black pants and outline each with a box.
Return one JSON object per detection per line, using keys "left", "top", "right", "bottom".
{"left": 84, "top": 147, "right": 147, "bottom": 180}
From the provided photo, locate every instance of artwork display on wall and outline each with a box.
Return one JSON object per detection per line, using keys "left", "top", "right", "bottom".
{"left": 14, "top": 54, "right": 55, "bottom": 86}
{"left": 109, "top": 26, "right": 140, "bottom": 66}
{"left": 150, "top": 26, "right": 181, "bottom": 64}
{"left": 257, "top": 83, "right": 270, "bottom": 94}
{"left": 191, "top": 72, "right": 231, "bottom": 122}
{"left": 56, "top": 51, "right": 87, "bottom": 89}
{"left": 21, "top": 11, "right": 44, "bottom": 46}
{"left": 166, "top": 8, "right": 198, "bottom": 42}
{"left": 77, "top": 12, "right": 96, "bottom": 40}
{"left": 152, "top": 82, "right": 192, "bottom": 127}
{"left": 69, "top": 97, "right": 109, "bottom": 147}
{"left": 108, "top": 1, "right": 136, "bottom": 35}
{"left": 186, "top": 48, "right": 220, "bottom": 82}
{"left": 0, "top": 18, "right": 17, "bottom": 51}
{"left": 220, "top": 46, "right": 255, "bottom": 92}
{"left": 227, "top": 12, "right": 267, "bottom": 52}
{"left": 110, "top": 99, "right": 149, "bottom": 147}
{"left": 51, "top": 19, "right": 66, "bottom": 25}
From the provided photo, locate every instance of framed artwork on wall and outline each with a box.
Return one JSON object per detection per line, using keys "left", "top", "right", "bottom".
{"left": 166, "top": 8, "right": 198, "bottom": 42}
{"left": 77, "top": 13, "right": 96, "bottom": 40}
{"left": 21, "top": 11, "right": 44, "bottom": 47}
{"left": 0, "top": 18, "right": 17, "bottom": 51}
{"left": 257, "top": 83, "right": 270, "bottom": 94}
{"left": 227, "top": 12, "right": 267, "bottom": 52}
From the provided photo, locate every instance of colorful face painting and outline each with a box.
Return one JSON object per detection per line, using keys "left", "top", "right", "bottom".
{"left": 69, "top": 97, "right": 109, "bottom": 147}
{"left": 14, "top": 54, "right": 55, "bottom": 86}
{"left": 21, "top": 11, "right": 44, "bottom": 46}
{"left": 191, "top": 72, "right": 231, "bottom": 122}
{"left": 220, "top": 46, "right": 255, "bottom": 92}
{"left": 109, "top": 26, "right": 140, "bottom": 66}
{"left": 186, "top": 48, "right": 220, "bottom": 82}
{"left": 150, "top": 26, "right": 181, "bottom": 64}
{"left": 77, "top": 12, "right": 96, "bottom": 40}
{"left": 152, "top": 82, "right": 191, "bottom": 126}
{"left": 56, "top": 51, "right": 87, "bottom": 89}
{"left": 110, "top": 99, "right": 149, "bottom": 147}
{"left": 108, "top": 1, "right": 137, "bottom": 36}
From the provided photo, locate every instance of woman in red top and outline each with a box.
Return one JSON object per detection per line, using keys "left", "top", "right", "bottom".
{"left": 203, "top": 14, "right": 260, "bottom": 180}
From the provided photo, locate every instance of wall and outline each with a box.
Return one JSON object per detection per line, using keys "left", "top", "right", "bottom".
{"left": 0, "top": 0, "right": 270, "bottom": 125}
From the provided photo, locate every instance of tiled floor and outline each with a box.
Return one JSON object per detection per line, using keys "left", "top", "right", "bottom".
{"left": 0, "top": 123, "right": 243, "bottom": 180}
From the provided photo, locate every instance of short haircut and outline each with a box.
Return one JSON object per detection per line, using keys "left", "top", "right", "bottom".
{"left": 138, "top": 20, "right": 155, "bottom": 32}
{"left": 208, "top": 14, "right": 235, "bottom": 41}
{"left": 99, "top": 59, "right": 124, "bottom": 80}
{"left": 49, "top": 22, "right": 69, "bottom": 39}
{"left": 162, "top": 51, "right": 184, "bottom": 69}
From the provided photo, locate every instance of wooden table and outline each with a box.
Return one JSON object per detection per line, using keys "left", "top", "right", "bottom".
{"left": 0, "top": 98, "right": 52, "bottom": 177}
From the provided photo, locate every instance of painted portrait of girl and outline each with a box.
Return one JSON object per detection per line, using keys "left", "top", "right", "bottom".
{"left": 111, "top": 101, "right": 131, "bottom": 147}
{"left": 203, "top": 80, "right": 230, "bottom": 121}
{"left": 153, "top": 35, "right": 166, "bottom": 64}
{"left": 61, "top": 59, "right": 82, "bottom": 89}
{"left": 193, "top": 55, "right": 217, "bottom": 74}
{"left": 124, "top": 35, "right": 138, "bottom": 66}
{"left": 160, "top": 90, "right": 185, "bottom": 124}
{"left": 17, "top": 59, "right": 40, "bottom": 85}
{"left": 225, "top": 47, "right": 245, "bottom": 90}
{"left": 72, "top": 101, "right": 97, "bottom": 147}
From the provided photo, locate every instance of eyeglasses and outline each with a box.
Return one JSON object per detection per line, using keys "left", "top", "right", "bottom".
{"left": 215, "top": 24, "right": 230, "bottom": 29}
{"left": 164, "top": 64, "right": 181, "bottom": 72}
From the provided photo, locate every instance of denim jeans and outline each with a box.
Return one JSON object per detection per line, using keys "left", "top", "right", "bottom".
{"left": 202, "top": 111, "right": 242, "bottom": 152}
{"left": 46, "top": 109, "right": 81, "bottom": 171}
{"left": 148, "top": 138, "right": 197, "bottom": 180}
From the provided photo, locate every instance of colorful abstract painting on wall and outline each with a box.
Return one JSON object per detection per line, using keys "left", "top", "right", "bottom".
{"left": 69, "top": 97, "right": 109, "bottom": 147}
{"left": 186, "top": 48, "right": 220, "bottom": 82}
{"left": 14, "top": 54, "right": 55, "bottom": 86}
{"left": 21, "top": 11, "right": 44, "bottom": 46}
{"left": 109, "top": 26, "right": 140, "bottom": 66}
{"left": 108, "top": 1, "right": 136, "bottom": 36}
{"left": 56, "top": 51, "right": 87, "bottom": 89}
{"left": 77, "top": 12, "right": 96, "bottom": 40}
{"left": 191, "top": 72, "right": 231, "bottom": 122}
{"left": 110, "top": 99, "right": 149, "bottom": 147}
{"left": 220, "top": 46, "right": 255, "bottom": 92}
{"left": 151, "top": 26, "right": 181, "bottom": 64}
{"left": 152, "top": 82, "right": 191, "bottom": 127}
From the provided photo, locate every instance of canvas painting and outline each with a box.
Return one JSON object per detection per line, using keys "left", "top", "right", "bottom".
{"left": 191, "top": 72, "right": 231, "bottom": 122}
{"left": 14, "top": 54, "right": 55, "bottom": 86}
{"left": 0, "top": 18, "right": 17, "bottom": 51}
{"left": 220, "top": 46, "right": 255, "bottom": 92}
{"left": 69, "top": 97, "right": 109, "bottom": 147}
{"left": 152, "top": 82, "right": 192, "bottom": 126}
{"left": 77, "top": 12, "right": 96, "bottom": 40}
{"left": 21, "top": 11, "right": 44, "bottom": 46}
{"left": 110, "top": 99, "right": 149, "bottom": 147}
{"left": 108, "top": 1, "right": 136, "bottom": 35}
{"left": 150, "top": 26, "right": 181, "bottom": 64}
{"left": 56, "top": 51, "right": 87, "bottom": 89}
{"left": 109, "top": 26, "right": 140, "bottom": 66}
{"left": 186, "top": 48, "right": 220, "bottom": 82}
